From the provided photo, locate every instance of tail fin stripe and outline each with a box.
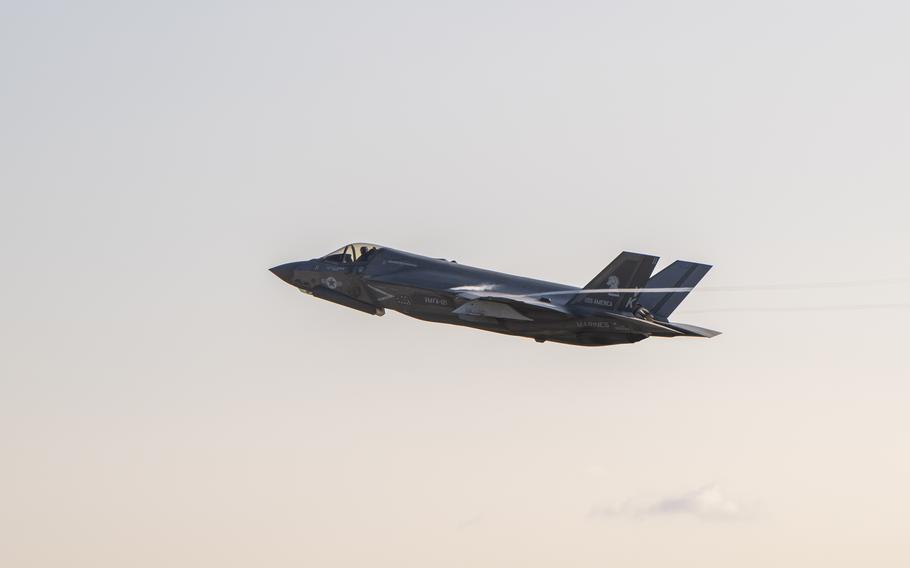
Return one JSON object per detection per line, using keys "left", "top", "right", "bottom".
{"left": 651, "top": 263, "right": 699, "bottom": 314}
{"left": 639, "top": 260, "right": 712, "bottom": 319}
{"left": 569, "top": 252, "right": 659, "bottom": 310}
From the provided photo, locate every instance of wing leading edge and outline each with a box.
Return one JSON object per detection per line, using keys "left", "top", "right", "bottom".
{"left": 452, "top": 291, "right": 573, "bottom": 320}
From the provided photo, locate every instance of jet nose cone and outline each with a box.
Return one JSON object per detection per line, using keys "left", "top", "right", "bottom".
{"left": 269, "top": 262, "right": 298, "bottom": 285}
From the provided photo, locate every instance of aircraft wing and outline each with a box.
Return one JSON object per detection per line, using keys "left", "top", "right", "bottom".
{"left": 451, "top": 292, "right": 683, "bottom": 336}
{"left": 452, "top": 291, "right": 574, "bottom": 321}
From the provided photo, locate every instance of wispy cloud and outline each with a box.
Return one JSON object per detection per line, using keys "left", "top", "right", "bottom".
{"left": 590, "top": 485, "right": 752, "bottom": 522}
{"left": 456, "top": 514, "right": 484, "bottom": 531}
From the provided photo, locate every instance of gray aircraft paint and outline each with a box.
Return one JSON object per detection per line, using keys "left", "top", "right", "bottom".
{"left": 270, "top": 243, "right": 719, "bottom": 347}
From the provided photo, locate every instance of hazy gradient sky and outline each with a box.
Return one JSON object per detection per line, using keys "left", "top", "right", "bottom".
{"left": 2, "top": 1, "right": 910, "bottom": 566}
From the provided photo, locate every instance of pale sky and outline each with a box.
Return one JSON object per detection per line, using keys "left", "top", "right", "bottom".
{"left": 2, "top": 1, "right": 909, "bottom": 566}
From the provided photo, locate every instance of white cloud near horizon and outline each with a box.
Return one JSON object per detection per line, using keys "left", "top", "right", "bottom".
{"left": 591, "top": 485, "right": 753, "bottom": 522}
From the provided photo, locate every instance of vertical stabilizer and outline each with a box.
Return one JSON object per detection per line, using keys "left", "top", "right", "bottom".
{"left": 569, "top": 252, "right": 659, "bottom": 311}
{"left": 639, "top": 261, "right": 711, "bottom": 319}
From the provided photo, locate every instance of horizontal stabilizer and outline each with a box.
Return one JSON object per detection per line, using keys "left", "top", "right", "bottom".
{"left": 661, "top": 322, "right": 722, "bottom": 338}
{"left": 601, "top": 312, "right": 683, "bottom": 336}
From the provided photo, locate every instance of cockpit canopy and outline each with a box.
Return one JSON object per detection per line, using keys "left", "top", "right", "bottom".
{"left": 321, "top": 243, "right": 381, "bottom": 264}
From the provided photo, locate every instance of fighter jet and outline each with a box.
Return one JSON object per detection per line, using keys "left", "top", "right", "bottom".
{"left": 270, "top": 243, "right": 719, "bottom": 347}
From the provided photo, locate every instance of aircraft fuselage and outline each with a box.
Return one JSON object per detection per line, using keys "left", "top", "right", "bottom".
{"left": 270, "top": 244, "right": 718, "bottom": 347}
